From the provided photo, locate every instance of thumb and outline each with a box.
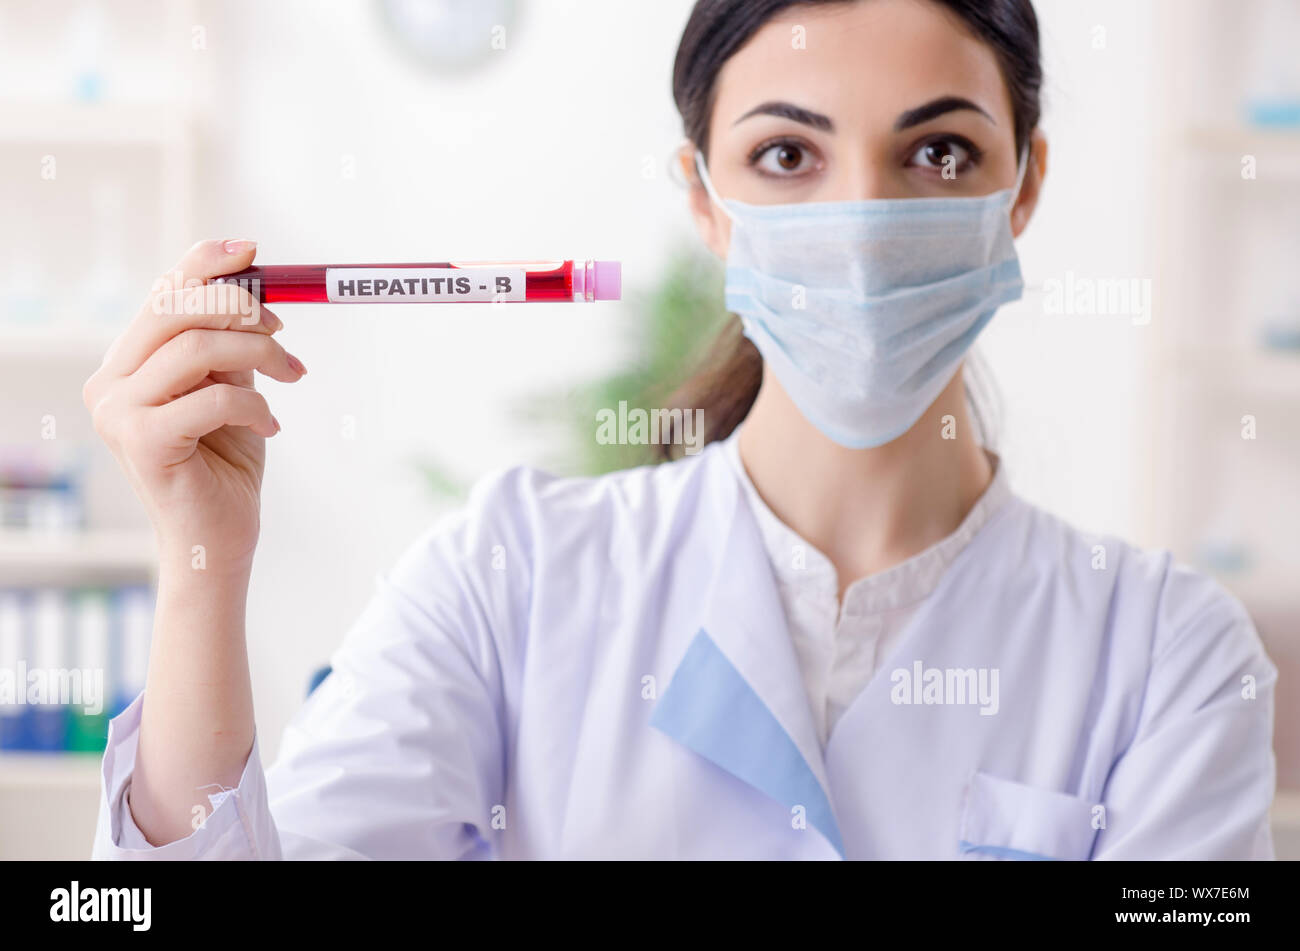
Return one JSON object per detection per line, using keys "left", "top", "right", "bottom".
{"left": 158, "top": 238, "right": 259, "bottom": 294}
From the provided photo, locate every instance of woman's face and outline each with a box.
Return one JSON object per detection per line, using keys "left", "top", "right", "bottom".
{"left": 683, "top": 0, "right": 1047, "bottom": 256}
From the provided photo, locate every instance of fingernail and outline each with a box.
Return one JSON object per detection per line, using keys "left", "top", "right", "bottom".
{"left": 272, "top": 415, "right": 282, "bottom": 433}
{"left": 223, "top": 239, "right": 257, "bottom": 254}
{"left": 260, "top": 308, "right": 283, "bottom": 332}
{"left": 286, "top": 352, "right": 307, "bottom": 375}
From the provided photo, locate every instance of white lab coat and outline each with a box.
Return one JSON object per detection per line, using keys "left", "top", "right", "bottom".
{"left": 92, "top": 436, "right": 1278, "bottom": 859}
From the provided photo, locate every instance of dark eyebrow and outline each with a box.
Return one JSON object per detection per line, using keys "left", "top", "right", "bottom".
{"left": 733, "top": 101, "right": 833, "bottom": 132}
{"left": 895, "top": 96, "right": 994, "bottom": 131}
{"left": 732, "top": 96, "right": 994, "bottom": 134}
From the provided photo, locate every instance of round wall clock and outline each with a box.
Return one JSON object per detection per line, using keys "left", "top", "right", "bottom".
{"left": 377, "top": 0, "right": 519, "bottom": 75}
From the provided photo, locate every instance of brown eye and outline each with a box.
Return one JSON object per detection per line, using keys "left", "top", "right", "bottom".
{"left": 924, "top": 142, "right": 954, "bottom": 165}
{"left": 908, "top": 136, "right": 976, "bottom": 174}
{"left": 753, "top": 141, "right": 813, "bottom": 175}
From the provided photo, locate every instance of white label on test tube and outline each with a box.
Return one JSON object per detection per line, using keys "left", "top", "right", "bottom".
{"left": 0, "top": 592, "right": 25, "bottom": 717}
{"left": 324, "top": 267, "right": 526, "bottom": 303}
{"left": 31, "top": 589, "right": 66, "bottom": 707}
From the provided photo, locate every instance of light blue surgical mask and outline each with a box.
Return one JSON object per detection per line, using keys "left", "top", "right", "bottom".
{"left": 695, "top": 148, "right": 1029, "bottom": 449}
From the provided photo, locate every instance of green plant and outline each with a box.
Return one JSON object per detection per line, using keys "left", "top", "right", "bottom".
{"left": 415, "top": 248, "right": 725, "bottom": 499}
{"left": 522, "top": 247, "right": 726, "bottom": 477}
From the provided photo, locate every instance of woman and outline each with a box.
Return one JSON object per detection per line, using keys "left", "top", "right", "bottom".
{"left": 86, "top": 0, "right": 1277, "bottom": 859}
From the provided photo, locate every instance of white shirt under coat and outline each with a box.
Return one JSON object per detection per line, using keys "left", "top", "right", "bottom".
{"left": 722, "top": 427, "right": 1011, "bottom": 749}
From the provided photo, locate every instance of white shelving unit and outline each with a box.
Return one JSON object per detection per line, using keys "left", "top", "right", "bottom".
{"left": 0, "top": 1, "right": 200, "bottom": 856}
{"left": 1144, "top": 0, "right": 1300, "bottom": 859}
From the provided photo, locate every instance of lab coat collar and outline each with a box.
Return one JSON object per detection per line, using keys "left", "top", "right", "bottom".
{"left": 650, "top": 441, "right": 844, "bottom": 857}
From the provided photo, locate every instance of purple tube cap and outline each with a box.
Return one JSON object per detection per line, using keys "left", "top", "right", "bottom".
{"left": 593, "top": 260, "right": 621, "bottom": 300}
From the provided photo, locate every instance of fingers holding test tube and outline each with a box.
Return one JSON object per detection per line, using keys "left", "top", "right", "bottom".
{"left": 82, "top": 237, "right": 309, "bottom": 563}
{"left": 155, "top": 383, "right": 281, "bottom": 445}
{"left": 124, "top": 329, "right": 305, "bottom": 408}
{"left": 98, "top": 238, "right": 283, "bottom": 379}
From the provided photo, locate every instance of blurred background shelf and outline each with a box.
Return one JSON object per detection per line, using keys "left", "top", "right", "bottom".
{"left": 1270, "top": 789, "right": 1300, "bottom": 861}
{"left": 0, "top": 100, "right": 193, "bottom": 147}
{"left": 1184, "top": 122, "right": 1300, "bottom": 157}
{"left": 0, "top": 753, "right": 102, "bottom": 860}
{"left": 0, "top": 529, "right": 156, "bottom": 583}
{"left": 0, "top": 751, "right": 101, "bottom": 790}
{"left": 0, "top": 323, "right": 119, "bottom": 363}
{"left": 1153, "top": 347, "right": 1300, "bottom": 401}
{"left": 1221, "top": 571, "right": 1300, "bottom": 610}
{"left": 1143, "top": 0, "right": 1300, "bottom": 854}
{"left": 0, "top": 0, "right": 192, "bottom": 860}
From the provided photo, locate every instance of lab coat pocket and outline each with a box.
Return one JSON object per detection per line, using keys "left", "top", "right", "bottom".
{"left": 958, "top": 770, "right": 1100, "bottom": 861}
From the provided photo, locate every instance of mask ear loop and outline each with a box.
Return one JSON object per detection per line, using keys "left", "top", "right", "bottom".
{"left": 693, "top": 149, "right": 738, "bottom": 223}
{"left": 1008, "top": 143, "right": 1031, "bottom": 210}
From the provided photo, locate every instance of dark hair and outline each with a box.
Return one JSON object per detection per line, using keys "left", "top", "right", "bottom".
{"left": 663, "top": 0, "right": 1042, "bottom": 459}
